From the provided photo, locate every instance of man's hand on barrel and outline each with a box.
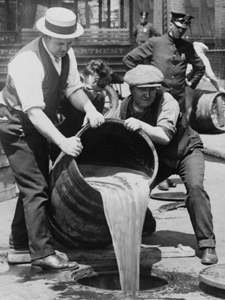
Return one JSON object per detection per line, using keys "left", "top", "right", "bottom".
{"left": 61, "top": 136, "right": 83, "bottom": 157}
{"left": 124, "top": 117, "right": 142, "bottom": 131}
{"left": 82, "top": 108, "right": 105, "bottom": 128}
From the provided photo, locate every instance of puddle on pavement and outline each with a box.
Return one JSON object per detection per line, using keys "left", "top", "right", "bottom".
{"left": 69, "top": 266, "right": 202, "bottom": 298}
{"left": 2, "top": 262, "right": 225, "bottom": 299}
{"left": 0, "top": 262, "right": 72, "bottom": 285}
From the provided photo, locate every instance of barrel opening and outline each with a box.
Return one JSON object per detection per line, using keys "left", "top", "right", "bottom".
{"left": 190, "top": 89, "right": 225, "bottom": 133}
{"left": 76, "top": 119, "right": 157, "bottom": 179}
{"left": 49, "top": 119, "right": 158, "bottom": 249}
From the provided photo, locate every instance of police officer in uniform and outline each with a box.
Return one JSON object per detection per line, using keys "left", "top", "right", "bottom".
{"left": 133, "top": 12, "right": 161, "bottom": 46}
{"left": 124, "top": 11, "right": 206, "bottom": 191}
{"left": 125, "top": 11, "right": 205, "bottom": 115}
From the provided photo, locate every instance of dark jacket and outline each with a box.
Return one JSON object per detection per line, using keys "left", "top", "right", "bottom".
{"left": 123, "top": 33, "right": 205, "bottom": 113}
{"left": 134, "top": 22, "right": 161, "bottom": 45}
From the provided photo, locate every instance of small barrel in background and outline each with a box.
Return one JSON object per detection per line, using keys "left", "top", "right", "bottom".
{"left": 0, "top": 142, "right": 16, "bottom": 202}
{"left": 189, "top": 89, "right": 225, "bottom": 133}
{"left": 49, "top": 119, "right": 158, "bottom": 249}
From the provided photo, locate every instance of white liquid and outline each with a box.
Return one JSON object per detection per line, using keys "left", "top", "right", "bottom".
{"left": 86, "top": 168, "right": 150, "bottom": 291}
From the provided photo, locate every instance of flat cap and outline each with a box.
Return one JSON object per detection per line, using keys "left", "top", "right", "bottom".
{"left": 171, "top": 11, "right": 194, "bottom": 29}
{"left": 124, "top": 65, "right": 164, "bottom": 87}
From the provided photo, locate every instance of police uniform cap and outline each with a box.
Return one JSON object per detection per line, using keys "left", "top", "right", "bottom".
{"left": 124, "top": 65, "right": 164, "bottom": 87}
{"left": 140, "top": 12, "right": 149, "bottom": 18}
{"left": 171, "top": 11, "right": 194, "bottom": 29}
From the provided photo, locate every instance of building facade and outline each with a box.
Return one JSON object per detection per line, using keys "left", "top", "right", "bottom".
{"left": 0, "top": 0, "right": 225, "bottom": 86}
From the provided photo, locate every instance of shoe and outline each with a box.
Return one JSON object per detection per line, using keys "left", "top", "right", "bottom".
{"left": 142, "top": 209, "right": 156, "bottom": 234}
{"left": 32, "top": 254, "right": 79, "bottom": 270}
{"left": 201, "top": 248, "right": 218, "bottom": 265}
{"left": 158, "top": 180, "right": 169, "bottom": 191}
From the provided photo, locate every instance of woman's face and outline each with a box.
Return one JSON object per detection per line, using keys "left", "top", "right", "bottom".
{"left": 83, "top": 72, "right": 111, "bottom": 99}
{"left": 84, "top": 73, "right": 102, "bottom": 91}
{"left": 83, "top": 73, "right": 103, "bottom": 100}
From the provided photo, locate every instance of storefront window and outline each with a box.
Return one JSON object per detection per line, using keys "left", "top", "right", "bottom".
{"left": 0, "top": 0, "right": 17, "bottom": 31}
{"left": 17, "top": 0, "right": 130, "bottom": 45}
{"left": 185, "top": 0, "right": 215, "bottom": 38}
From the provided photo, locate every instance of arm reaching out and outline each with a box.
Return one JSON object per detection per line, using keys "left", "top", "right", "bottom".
{"left": 27, "top": 107, "right": 83, "bottom": 157}
{"left": 69, "top": 88, "right": 105, "bottom": 127}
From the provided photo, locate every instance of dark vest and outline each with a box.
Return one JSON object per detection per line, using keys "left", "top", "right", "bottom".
{"left": 120, "top": 90, "right": 203, "bottom": 168}
{"left": 2, "top": 37, "right": 69, "bottom": 133}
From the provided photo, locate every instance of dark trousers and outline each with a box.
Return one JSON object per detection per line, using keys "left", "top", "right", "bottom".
{"left": 152, "top": 149, "right": 216, "bottom": 249}
{"left": 0, "top": 107, "right": 55, "bottom": 261}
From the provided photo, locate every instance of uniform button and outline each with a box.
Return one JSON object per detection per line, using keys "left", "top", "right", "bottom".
{"left": 172, "top": 76, "right": 175, "bottom": 78}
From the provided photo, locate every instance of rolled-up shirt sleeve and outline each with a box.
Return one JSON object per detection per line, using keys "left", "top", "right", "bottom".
{"left": 9, "top": 51, "right": 45, "bottom": 112}
{"left": 64, "top": 48, "right": 83, "bottom": 98}
{"left": 156, "top": 92, "right": 179, "bottom": 140}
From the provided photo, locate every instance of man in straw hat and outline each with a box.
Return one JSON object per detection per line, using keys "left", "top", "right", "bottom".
{"left": 118, "top": 65, "right": 218, "bottom": 265}
{"left": 0, "top": 7, "right": 104, "bottom": 270}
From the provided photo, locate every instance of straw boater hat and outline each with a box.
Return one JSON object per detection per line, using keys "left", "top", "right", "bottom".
{"left": 36, "top": 7, "right": 84, "bottom": 39}
{"left": 140, "top": 12, "right": 149, "bottom": 18}
{"left": 124, "top": 65, "right": 164, "bottom": 87}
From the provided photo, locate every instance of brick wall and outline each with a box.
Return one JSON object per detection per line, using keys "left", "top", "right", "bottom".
{"left": 153, "top": 0, "right": 186, "bottom": 35}
{"left": 208, "top": 51, "right": 225, "bottom": 79}
{"left": 151, "top": 0, "right": 225, "bottom": 79}
{"left": 153, "top": 0, "right": 163, "bottom": 33}
{"left": 215, "top": 0, "right": 225, "bottom": 47}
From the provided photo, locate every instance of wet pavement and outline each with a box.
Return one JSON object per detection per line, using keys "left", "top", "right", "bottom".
{"left": 0, "top": 130, "right": 225, "bottom": 299}
{"left": 0, "top": 80, "right": 225, "bottom": 299}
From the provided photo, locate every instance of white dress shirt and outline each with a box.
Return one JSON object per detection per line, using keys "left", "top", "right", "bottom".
{"left": 0, "top": 38, "right": 83, "bottom": 113}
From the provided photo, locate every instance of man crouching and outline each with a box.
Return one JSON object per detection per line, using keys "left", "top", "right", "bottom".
{"left": 118, "top": 65, "right": 218, "bottom": 265}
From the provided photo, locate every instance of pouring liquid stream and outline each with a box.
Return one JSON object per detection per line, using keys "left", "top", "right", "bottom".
{"left": 86, "top": 166, "right": 151, "bottom": 292}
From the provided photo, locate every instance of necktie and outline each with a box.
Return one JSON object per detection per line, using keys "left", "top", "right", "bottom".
{"left": 54, "top": 57, "right": 61, "bottom": 74}
{"left": 54, "top": 56, "right": 60, "bottom": 64}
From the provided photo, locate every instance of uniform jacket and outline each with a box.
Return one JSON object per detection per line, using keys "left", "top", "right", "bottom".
{"left": 134, "top": 22, "right": 161, "bottom": 45}
{"left": 123, "top": 33, "right": 205, "bottom": 113}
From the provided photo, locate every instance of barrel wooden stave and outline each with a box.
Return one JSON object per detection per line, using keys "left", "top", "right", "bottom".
{"left": 189, "top": 89, "right": 225, "bottom": 132}
{"left": 49, "top": 155, "right": 110, "bottom": 249}
{"left": 49, "top": 119, "right": 158, "bottom": 249}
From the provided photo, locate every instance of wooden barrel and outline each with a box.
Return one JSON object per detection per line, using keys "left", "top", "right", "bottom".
{"left": 0, "top": 142, "right": 16, "bottom": 202}
{"left": 49, "top": 119, "right": 158, "bottom": 249}
{"left": 189, "top": 89, "right": 225, "bottom": 133}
